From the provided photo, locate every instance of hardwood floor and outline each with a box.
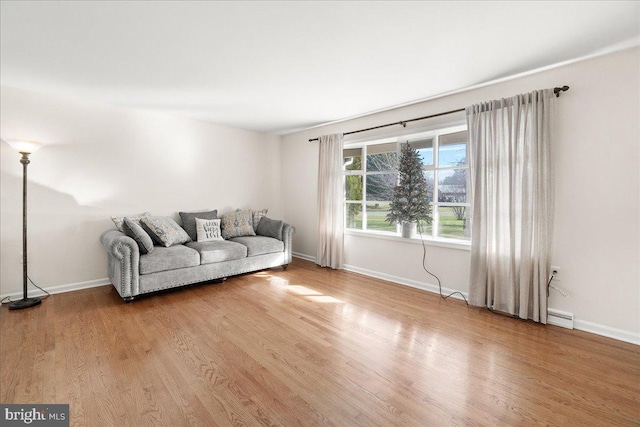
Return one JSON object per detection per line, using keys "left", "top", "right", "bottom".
{"left": 1, "top": 258, "right": 639, "bottom": 426}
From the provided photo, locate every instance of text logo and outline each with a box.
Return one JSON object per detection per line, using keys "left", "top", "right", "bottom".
{"left": 1, "top": 405, "right": 69, "bottom": 426}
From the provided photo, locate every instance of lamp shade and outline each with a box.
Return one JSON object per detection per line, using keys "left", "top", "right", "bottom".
{"left": 5, "top": 139, "right": 42, "bottom": 154}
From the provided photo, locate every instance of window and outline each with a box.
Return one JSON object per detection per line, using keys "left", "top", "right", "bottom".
{"left": 344, "top": 143, "right": 398, "bottom": 233}
{"left": 343, "top": 125, "right": 470, "bottom": 242}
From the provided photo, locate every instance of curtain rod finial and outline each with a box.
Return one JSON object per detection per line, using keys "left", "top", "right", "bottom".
{"left": 554, "top": 85, "right": 570, "bottom": 97}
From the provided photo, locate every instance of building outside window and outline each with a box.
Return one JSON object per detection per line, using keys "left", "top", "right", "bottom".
{"left": 343, "top": 125, "right": 470, "bottom": 242}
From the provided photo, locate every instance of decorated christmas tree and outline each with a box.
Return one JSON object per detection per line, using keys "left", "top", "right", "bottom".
{"left": 386, "top": 144, "right": 432, "bottom": 233}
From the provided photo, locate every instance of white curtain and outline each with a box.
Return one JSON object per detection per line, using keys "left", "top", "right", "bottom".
{"left": 316, "top": 133, "right": 344, "bottom": 269}
{"left": 466, "top": 89, "right": 556, "bottom": 323}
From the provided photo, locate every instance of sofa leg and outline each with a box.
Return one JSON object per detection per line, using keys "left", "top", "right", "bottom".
{"left": 282, "top": 264, "right": 289, "bottom": 270}
{"left": 124, "top": 296, "right": 135, "bottom": 303}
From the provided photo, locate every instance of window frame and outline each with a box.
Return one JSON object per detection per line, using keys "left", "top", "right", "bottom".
{"left": 343, "top": 124, "right": 470, "bottom": 246}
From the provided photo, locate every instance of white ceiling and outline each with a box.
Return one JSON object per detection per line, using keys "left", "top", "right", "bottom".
{"left": 1, "top": 1, "right": 639, "bottom": 135}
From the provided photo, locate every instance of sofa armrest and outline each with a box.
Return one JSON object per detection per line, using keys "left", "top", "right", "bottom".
{"left": 100, "top": 229, "right": 140, "bottom": 298}
{"left": 281, "top": 223, "right": 295, "bottom": 265}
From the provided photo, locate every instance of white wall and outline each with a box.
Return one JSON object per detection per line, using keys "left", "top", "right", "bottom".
{"left": 281, "top": 48, "right": 640, "bottom": 341}
{"left": 0, "top": 86, "right": 283, "bottom": 295}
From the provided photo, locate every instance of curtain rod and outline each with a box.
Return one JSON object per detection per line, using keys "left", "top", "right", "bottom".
{"left": 308, "top": 85, "right": 569, "bottom": 142}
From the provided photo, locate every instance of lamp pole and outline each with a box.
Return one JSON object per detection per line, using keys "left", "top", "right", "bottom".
{"left": 5, "top": 140, "right": 43, "bottom": 310}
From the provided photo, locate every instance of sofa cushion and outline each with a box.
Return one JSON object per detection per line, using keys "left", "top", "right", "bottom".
{"left": 230, "top": 236, "right": 284, "bottom": 257}
{"left": 179, "top": 210, "right": 218, "bottom": 241}
{"left": 186, "top": 240, "right": 248, "bottom": 264}
{"left": 139, "top": 245, "right": 200, "bottom": 275}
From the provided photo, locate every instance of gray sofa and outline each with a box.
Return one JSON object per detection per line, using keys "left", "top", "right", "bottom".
{"left": 100, "top": 221, "right": 294, "bottom": 301}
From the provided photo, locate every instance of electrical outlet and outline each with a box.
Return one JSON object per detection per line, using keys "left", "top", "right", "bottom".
{"left": 551, "top": 266, "right": 560, "bottom": 281}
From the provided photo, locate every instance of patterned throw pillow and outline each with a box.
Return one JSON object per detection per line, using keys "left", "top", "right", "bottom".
{"left": 140, "top": 216, "right": 191, "bottom": 247}
{"left": 111, "top": 212, "right": 151, "bottom": 232}
{"left": 220, "top": 210, "right": 256, "bottom": 239}
{"left": 123, "top": 217, "right": 155, "bottom": 254}
{"left": 179, "top": 210, "right": 218, "bottom": 241}
{"left": 251, "top": 209, "right": 268, "bottom": 232}
{"left": 195, "top": 218, "right": 223, "bottom": 242}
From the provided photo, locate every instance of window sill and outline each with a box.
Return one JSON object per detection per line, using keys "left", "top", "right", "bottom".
{"left": 345, "top": 229, "right": 471, "bottom": 251}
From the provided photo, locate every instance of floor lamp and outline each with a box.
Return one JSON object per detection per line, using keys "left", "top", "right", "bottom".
{"left": 5, "top": 139, "right": 43, "bottom": 310}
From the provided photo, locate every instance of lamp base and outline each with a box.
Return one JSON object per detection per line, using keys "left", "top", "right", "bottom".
{"left": 8, "top": 297, "right": 42, "bottom": 310}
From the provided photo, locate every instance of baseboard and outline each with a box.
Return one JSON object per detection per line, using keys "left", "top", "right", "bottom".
{"left": 574, "top": 319, "right": 640, "bottom": 346}
{"left": 0, "top": 278, "right": 111, "bottom": 301}
{"left": 292, "top": 252, "right": 317, "bottom": 262}
{"left": 343, "top": 263, "right": 469, "bottom": 302}
{"left": 545, "top": 308, "right": 639, "bottom": 345}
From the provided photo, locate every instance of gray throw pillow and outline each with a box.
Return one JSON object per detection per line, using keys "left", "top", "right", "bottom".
{"left": 141, "top": 216, "right": 191, "bottom": 247}
{"left": 123, "top": 217, "right": 154, "bottom": 254}
{"left": 221, "top": 209, "right": 256, "bottom": 239}
{"left": 179, "top": 210, "right": 218, "bottom": 241}
{"left": 251, "top": 209, "right": 268, "bottom": 232}
{"left": 256, "top": 217, "right": 284, "bottom": 240}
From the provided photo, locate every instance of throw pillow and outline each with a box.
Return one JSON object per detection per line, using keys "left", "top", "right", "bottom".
{"left": 256, "top": 216, "right": 284, "bottom": 240}
{"left": 123, "top": 217, "right": 154, "bottom": 254}
{"left": 111, "top": 212, "right": 151, "bottom": 232}
{"left": 179, "top": 209, "right": 218, "bottom": 241}
{"left": 220, "top": 209, "right": 256, "bottom": 239}
{"left": 141, "top": 216, "right": 191, "bottom": 247}
{"left": 251, "top": 209, "right": 269, "bottom": 232}
{"left": 195, "top": 218, "right": 223, "bottom": 242}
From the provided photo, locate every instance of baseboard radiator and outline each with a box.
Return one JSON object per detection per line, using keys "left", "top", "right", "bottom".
{"left": 548, "top": 309, "right": 575, "bottom": 329}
